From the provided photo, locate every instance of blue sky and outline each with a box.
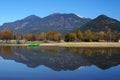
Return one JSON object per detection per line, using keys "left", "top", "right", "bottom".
{"left": 0, "top": 0, "right": 119, "bottom": 25}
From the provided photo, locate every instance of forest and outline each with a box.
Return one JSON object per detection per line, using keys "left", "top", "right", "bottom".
{"left": 0, "top": 29, "right": 120, "bottom": 43}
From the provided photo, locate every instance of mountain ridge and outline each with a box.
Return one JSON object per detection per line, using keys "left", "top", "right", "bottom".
{"left": 0, "top": 13, "right": 91, "bottom": 34}
{"left": 0, "top": 13, "right": 120, "bottom": 34}
{"left": 80, "top": 14, "right": 120, "bottom": 32}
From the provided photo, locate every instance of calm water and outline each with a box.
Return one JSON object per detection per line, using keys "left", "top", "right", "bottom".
{"left": 0, "top": 46, "right": 120, "bottom": 80}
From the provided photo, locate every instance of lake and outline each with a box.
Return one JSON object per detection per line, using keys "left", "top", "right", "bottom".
{"left": 0, "top": 46, "right": 120, "bottom": 80}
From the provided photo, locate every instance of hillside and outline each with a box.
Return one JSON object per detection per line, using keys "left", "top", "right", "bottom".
{"left": 80, "top": 15, "right": 120, "bottom": 32}
{"left": 1, "top": 14, "right": 120, "bottom": 34}
{"left": 0, "top": 13, "right": 91, "bottom": 34}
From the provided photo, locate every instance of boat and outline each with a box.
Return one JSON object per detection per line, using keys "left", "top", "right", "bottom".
{"left": 27, "top": 44, "right": 40, "bottom": 47}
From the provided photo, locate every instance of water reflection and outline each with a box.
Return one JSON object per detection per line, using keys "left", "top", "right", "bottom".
{"left": 0, "top": 46, "right": 120, "bottom": 71}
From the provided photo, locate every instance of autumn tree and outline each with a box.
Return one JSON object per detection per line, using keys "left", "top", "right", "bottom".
{"left": 65, "top": 32, "right": 77, "bottom": 42}
{"left": 16, "top": 32, "right": 24, "bottom": 40}
{"left": 46, "top": 31, "right": 54, "bottom": 40}
{"left": 97, "top": 31, "right": 106, "bottom": 41}
{"left": 115, "top": 32, "right": 120, "bottom": 41}
{"left": 0, "top": 30, "right": 14, "bottom": 43}
{"left": 53, "top": 32, "right": 62, "bottom": 41}
{"left": 39, "top": 32, "right": 46, "bottom": 41}
{"left": 104, "top": 28, "right": 115, "bottom": 42}
{"left": 0, "top": 31, "right": 2, "bottom": 40}
{"left": 25, "top": 34, "right": 38, "bottom": 41}
{"left": 83, "top": 29, "right": 94, "bottom": 42}
{"left": 76, "top": 29, "right": 83, "bottom": 41}
{"left": 46, "top": 31, "right": 62, "bottom": 41}
{"left": 105, "top": 30, "right": 113, "bottom": 42}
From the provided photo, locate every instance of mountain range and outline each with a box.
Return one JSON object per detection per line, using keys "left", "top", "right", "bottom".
{"left": 0, "top": 13, "right": 90, "bottom": 34}
{"left": 0, "top": 13, "right": 120, "bottom": 34}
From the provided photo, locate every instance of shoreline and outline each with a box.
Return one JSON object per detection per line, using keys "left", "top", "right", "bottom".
{"left": 0, "top": 42, "right": 120, "bottom": 47}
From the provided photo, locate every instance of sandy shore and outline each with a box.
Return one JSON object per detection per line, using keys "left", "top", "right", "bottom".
{"left": 0, "top": 42, "right": 120, "bottom": 47}
{"left": 40, "top": 42, "right": 120, "bottom": 47}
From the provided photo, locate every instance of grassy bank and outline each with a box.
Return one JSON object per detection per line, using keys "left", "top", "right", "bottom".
{"left": 0, "top": 42, "right": 120, "bottom": 47}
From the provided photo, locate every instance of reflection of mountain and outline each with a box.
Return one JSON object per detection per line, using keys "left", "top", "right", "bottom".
{"left": 83, "top": 48, "right": 120, "bottom": 69}
{"left": 0, "top": 47, "right": 91, "bottom": 71}
{"left": 67, "top": 47, "right": 120, "bottom": 70}
{"left": 0, "top": 47, "right": 120, "bottom": 71}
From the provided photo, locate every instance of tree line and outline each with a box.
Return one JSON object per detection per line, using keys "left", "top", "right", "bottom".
{"left": 0, "top": 29, "right": 120, "bottom": 42}
{"left": 65, "top": 29, "right": 120, "bottom": 42}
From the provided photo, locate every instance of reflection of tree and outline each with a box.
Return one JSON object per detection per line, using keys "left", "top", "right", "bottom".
{"left": 73, "top": 47, "right": 120, "bottom": 70}
{"left": 41, "top": 47, "right": 61, "bottom": 53}
{"left": 85, "top": 49, "right": 93, "bottom": 56}
{"left": 41, "top": 49, "right": 60, "bottom": 53}
{"left": 76, "top": 49, "right": 83, "bottom": 56}
{"left": 66, "top": 48, "right": 93, "bottom": 56}
{"left": 94, "top": 48, "right": 112, "bottom": 57}
{"left": 0, "top": 47, "right": 120, "bottom": 71}
{"left": 0, "top": 46, "right": 13, "bottom": 58}
{"left": 66, "top": 47, "right": 77, "bottom": 53}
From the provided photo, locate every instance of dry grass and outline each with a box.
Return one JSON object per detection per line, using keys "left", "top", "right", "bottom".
{"left": 0, "top": 42, "right": 120, "bottom": 47}
{"left": 40, "top": 42, "right": 120, "bottom": 47}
